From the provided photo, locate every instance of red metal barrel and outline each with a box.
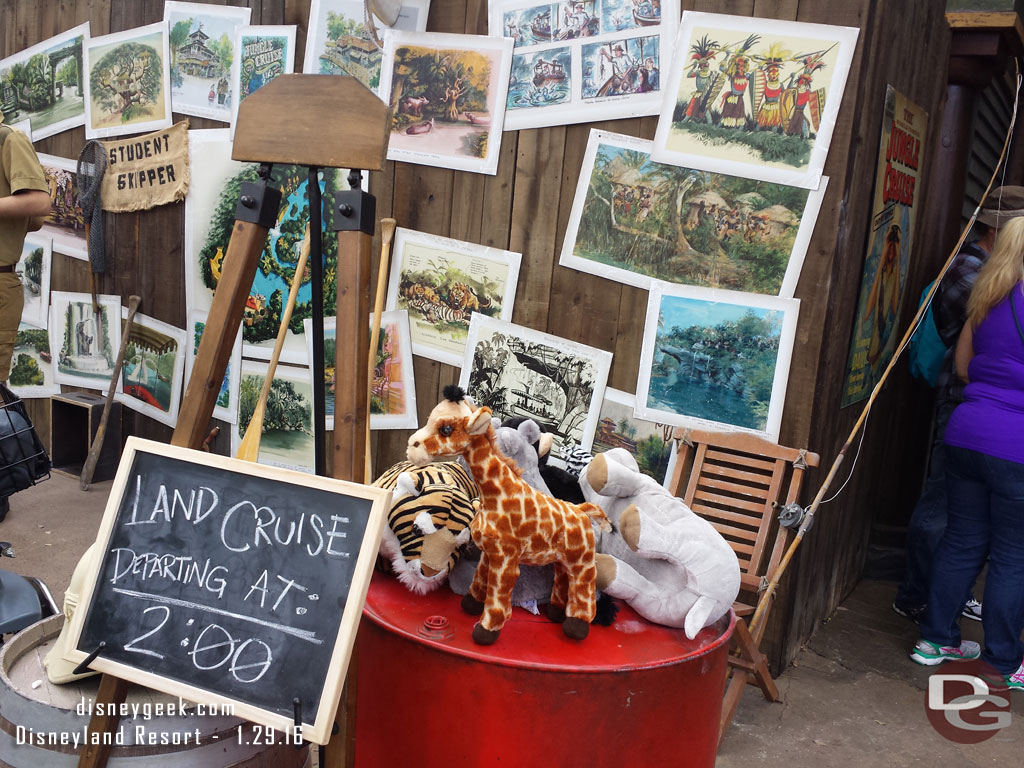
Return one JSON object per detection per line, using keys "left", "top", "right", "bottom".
{"left": 355, "top": 573, "right": 734, "bottom": 768}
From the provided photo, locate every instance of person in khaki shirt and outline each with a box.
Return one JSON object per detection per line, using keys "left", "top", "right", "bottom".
{"left": 0, "top": 114, "right": 51, "bottom": 382}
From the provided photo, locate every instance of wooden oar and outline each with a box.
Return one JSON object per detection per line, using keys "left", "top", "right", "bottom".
{"left": 236, "top": 225, "right": 311, "bottom": 462}
{"left": 365, "top": 218, "right": 397, "bottom": 482}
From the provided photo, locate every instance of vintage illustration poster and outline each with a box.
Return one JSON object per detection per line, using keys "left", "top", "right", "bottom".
{"left": 17, "top": 235, "right": 51, "bottom": 330}
{"left": 560, "top": 129, "right": 826, "bottom": 297}
{"left": 185, "top": 310, "right": 241, "bottom": 425}
{"left": 635, "top": 282, "right": 799, "bottom": 441}
{"left": 591, "top": 387, "right": 678, "bottom": 487}
{"left": 652, "top": 13, "right": 858, "bottom": 190}
{"left": 230, "top": 25, "right": 296, "bottom": 136}
{"left": 379, "top": 31, "right": 513, "bottom": 175}
{"left": 116, "top": 308, "right": 187, "bottom": 428}
{"left": 185, "top": 129, "right": 348, "bottom": 365}
{"left": 164, "top": 1, "right": 251, "bottom": 122}
{"left": 36, "top": 153, "right": 87, "bottom": 260}
{"left": 83, "top": 23, "right": 172, "bottom": 139}
{"left": 49, "top": 291, "right": 122, "bottom": 392}
{"left": 385, "top": 228, "right": 522, "bottom": 366}
{"left": 8, "top": 323, "right": 60, "bottom": 399}
{"left": 304, "top": 0, "right": 429, "bottom": 94}
{"left": 304, "top": 310, "right": 418, "bottom": 431}
{"left": 459, "top": 314, "right": 612, "bottom": 456}
{"left": 0, "top": 23, "right": 89, "bottom": 140}
{"left": 841, "top": 86, "right": 927, "bottom": 407}
{"left": 233, "top": 361, "right": 315, "bottom": 474}
{"left": 489, "top": 0, "right": 679, "bottom": 131}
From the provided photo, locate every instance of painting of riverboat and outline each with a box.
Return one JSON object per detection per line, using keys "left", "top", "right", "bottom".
{"left": 635, "top": 283, "right": 799, "bottom": 441}
{"left": 507, "top": 48, "right": 571, "bottom": 111}
{"left": 460, "top": 314, "right": 611, "bottom": 456}
{"left": 116, "top": 309, "right": 186, "bottom": 428}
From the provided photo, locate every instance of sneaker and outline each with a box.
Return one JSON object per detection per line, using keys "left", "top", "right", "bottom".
{"left": 910, "top": 638, "right": 982, "bottom": 666}
{"left": 1006, "top": 663, "right": 1024, "bottom": 691}
{"left": 961, "top": 597, "right": 983, "bottom": 622}
{"left": 893, "top": 600, "right": 926, "bottom": 623}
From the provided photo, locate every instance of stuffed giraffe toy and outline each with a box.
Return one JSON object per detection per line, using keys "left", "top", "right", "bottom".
{"left": 407, "top": 386, "right": 612, "bottom": 644}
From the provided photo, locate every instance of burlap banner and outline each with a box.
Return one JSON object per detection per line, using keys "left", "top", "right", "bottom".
{"left": 100, "top": 121, "right": 190, "bottom": 212}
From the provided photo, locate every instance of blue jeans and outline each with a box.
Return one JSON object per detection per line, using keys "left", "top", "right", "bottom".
{"left": 919, "top": 445, "right": 1024, "bottom": 674}
{"left": 896, "top": 400, "right": 957, "bottom": 608}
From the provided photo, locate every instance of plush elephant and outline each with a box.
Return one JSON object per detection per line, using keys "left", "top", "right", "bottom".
{"left": 580, "top": 448, "right": 741, "bottom": 638}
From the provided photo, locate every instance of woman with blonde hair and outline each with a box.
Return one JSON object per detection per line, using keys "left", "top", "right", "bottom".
{"left": 910, "top": 215, "right": 1024, "bottom": 691}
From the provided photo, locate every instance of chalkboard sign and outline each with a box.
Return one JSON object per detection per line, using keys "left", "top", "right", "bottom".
{"left": 64, "top": 437, "right": 391, "bottom": 745}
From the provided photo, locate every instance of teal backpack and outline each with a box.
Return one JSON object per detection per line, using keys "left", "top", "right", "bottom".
{"left": 908, "top": 280, "right": 948, "bottom": 386}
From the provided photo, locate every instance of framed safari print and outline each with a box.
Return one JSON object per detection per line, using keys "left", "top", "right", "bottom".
{"left": 185, "top": 310, "right": 242, "bottom": 425}
{"left": 17, "top": 234, "right": 52, "bottom": 329}
{"left": 490, "top": 0, "right": 679, "bottom": 131}
{"left": 0, "top": 23, "right": 89, "bottom": 140}
{"left": 8, "top": 323, "right": 60, "bottom": 399}
{"left": 378, "top": 31, "right": 513, "bottom": 175}
{"left": 230, "top": 25, "right": 296, "bottom": 136}
{"left": 116, "top": 308, "right": 187, "bottom": 428}
{"left": 385, "top": 227, "right": 522, "bottom": 366}
{"left": 36, "top": 153, "right": 87, "bottom": 260}
{"left": 652, "top": 12, "right": 858, "bottom": 190}
{"left": 83, "top": 23, "right": 172, "bottom": 139}
{"left": 49, "top": 291, "right": 122, "bottom": 392}
{"left": 303, "top": 0, "right": 429, "bottom": 94}
{"left": 233, "top": 361, "right": 316, "bottom": 474}
{"left": 635, "top": 282, "right": 799, "bottom": 441}
{"left": 591, "top": 387, "right": 678, "bottom": 488}
{"left": 165, "top": 2, "right": 252, "bottom": 123}
{"left": 560, "top": 129, "right": 826, "bottom": 298}
{"left": 459, "top": 314, "right": 612, "bottom": 457}
{"left": 304, "top": 310, "right": 418, "bottom": 431}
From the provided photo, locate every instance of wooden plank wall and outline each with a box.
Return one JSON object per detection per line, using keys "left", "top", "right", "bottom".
{"left": 1, "top": 0, "right": 972, "bottom": 667}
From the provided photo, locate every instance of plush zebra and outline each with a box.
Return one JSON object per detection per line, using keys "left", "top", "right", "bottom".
{"left": 373, "top": 460, "right": 480, "bottom": 594}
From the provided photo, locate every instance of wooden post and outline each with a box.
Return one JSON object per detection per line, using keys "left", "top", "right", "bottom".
{"left": 76, "top": 675, "right": 129, "bottom": 768}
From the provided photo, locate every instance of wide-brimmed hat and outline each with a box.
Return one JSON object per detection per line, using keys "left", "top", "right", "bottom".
{"left": 976, "top": 186, "right": 1024, "bottom": 226}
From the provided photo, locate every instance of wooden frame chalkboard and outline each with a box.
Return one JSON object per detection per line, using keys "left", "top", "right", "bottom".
{"left": 63, "top": 437, "right": 392, "bottom": 745}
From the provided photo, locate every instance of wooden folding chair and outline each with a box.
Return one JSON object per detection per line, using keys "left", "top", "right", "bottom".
{"left": 666, "top": 427, "right": 819, "bottom": 744}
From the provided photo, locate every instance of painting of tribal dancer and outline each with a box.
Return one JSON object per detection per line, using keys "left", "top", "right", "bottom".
{"left": 653, "top": 13, "right": 858, "bottom": 190}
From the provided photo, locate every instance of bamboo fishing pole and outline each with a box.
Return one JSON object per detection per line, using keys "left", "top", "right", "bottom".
{"left": 365, "top": 218, "right": 397, "bottom": 483}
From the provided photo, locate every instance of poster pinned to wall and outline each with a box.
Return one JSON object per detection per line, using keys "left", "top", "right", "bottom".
{"left": 164, "top": 1, "right": 252, "bottom": 123}
{"left": 233, "top": 361, "right": 315, "bottom": 474}
{"left": 459, "top": 314, "right": 612, "bottom": 456}
{"left": 841, "top": 86, "right": 927, "bottom": 407}
{"left": 36, "top": 153, "right": 87, "bottom": 260}
{"left": 591, "top": 387, "right": 678, "bottom": 488}
{"left": 83, "top": 22, "right": 172, "bottom": 139}
{"left": 185, "top": 129, "right": 348, "bottom": 365}
{"left": 17, "top": 234, "right": 51, "bottom": 330}
{"left": 635, "top": 282, "right": 799, "bottom": 442}
{"left": 378, "top": 31, "right": 514, "bottom": 175}
{"left": 560, "top": 129, "right": 826, "bottom": 297}
{"left": 303, "top": 310, "right": 418, "bottom": 431}
{"left": 185, "top": 310, "right": 242, "bottom": 425}
{"left": 489, "top": 0, "right": 679, "bottom": 131}
{"left": 8, "top": 323, "right": 60, "bottom": 399}
{"left": 385, "top": 227, "right": 522, "bottom": 366}
{"left": 230, "top": 25, "right": 297, "bottom": 137}
{"left": 0, "top": 23, "right": 89, "bottom": 140}
{"left": 116, "top": 308, "right": 187, "bottom": 429}
{"left": 49, "top": 291, "right": 122, "bottom": 392}
{"left": 652, "top": 12, "right": 859, "bottom": 190}
{"left": 303, "top": 0, "right": 429, "bottom": 95}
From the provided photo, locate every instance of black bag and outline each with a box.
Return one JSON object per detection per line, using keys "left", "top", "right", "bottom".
{"left": 0, "top": 383, "right": 50, "bottom": 498}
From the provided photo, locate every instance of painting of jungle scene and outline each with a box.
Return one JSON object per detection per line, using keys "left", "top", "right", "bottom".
{"left": 17, "top": 236, "right": 50, "bottom": 329}
{"left": 461, "top": 316, "right": 610, "bottom": 454}
{"left": 237, "top": 362, "right": 314, "bottom": 473}
{"left": 37, "top": 154, "right": 87, "bottom": 259}
{"left": 52, "top": 293, "right": 120, "bottom": 390}
{"left": 196, "top": 164, "right": 342, "bottom": 351}
{"left": 86, "top": 25, "right": 170, "bottom": 135}
{"left": 640, "top": 290, "right": 796, "bottom": 436}
{"left": 591, "top": 388, "right": 675, "bottom": 486}
{"left": 8, "top": 325, "right": 57, "bottom": 398}
{"left": 119, "top": 314, "right": 185, "bottom": 427}
{"left": 562, "top": 132, "right": 816, "bottom": 295}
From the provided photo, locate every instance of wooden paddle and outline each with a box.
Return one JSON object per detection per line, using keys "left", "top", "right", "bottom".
{"left": 236, "top": 224, "right": 311, "bottom": 463}
{"left": 365, "top": 218, "right": 397, "bottom": 482}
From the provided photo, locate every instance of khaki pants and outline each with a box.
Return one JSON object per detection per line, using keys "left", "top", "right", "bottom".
{"left": 0, "top": 273, "right": 24, "bottom": 381}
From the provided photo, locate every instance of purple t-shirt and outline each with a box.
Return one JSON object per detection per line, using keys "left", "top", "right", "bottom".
{"left": 946, "top": 284, "right": 1024, "bottom": 464}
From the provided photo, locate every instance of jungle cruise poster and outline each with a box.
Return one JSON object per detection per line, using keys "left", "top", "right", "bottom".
{"left": 841, "top": 86, "right": 927, "bottom": 407}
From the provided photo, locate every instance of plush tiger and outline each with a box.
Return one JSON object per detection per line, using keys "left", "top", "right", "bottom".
{"left": 373, "top": 460, "right": 480, "bottom": 594}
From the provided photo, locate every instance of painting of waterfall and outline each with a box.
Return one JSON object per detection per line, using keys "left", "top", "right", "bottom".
{"left": 49, "top": 292, "right": 121, "bottom": 391}
{"left": 116, "top": 309, "right": 187, "bottom": 427}
{"left": 458, "top": 314, "right": 612, "bottom": 456}
{"left": 634, "top": 283, "right": 799, "bottom": 441}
